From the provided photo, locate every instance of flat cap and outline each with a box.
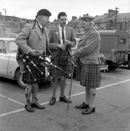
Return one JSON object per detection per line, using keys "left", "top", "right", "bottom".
{"left": 80, "top": 15, "right": 94, "bottom": 22}
{"left": 37, "top": 9, "right": 51, "bottom": 17}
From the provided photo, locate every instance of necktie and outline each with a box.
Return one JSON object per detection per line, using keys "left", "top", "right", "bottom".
{"left": 41, "top": 27, "right": 44, "bottom": 33}
{"left": 62, "top": 27, "right": 65, "bottom": 44}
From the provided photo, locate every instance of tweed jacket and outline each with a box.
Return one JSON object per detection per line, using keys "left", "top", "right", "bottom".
{"left": 48, "top": 25, "right": 76, "bottom": 59}
{"left": 15, "top": 22, "right": 51, "bottom": 55}
{"left": 15, "top": 22, "right": 51, "bottom": 71}
{"left": 74, "top": 28, "right": 101, "bottom": 64}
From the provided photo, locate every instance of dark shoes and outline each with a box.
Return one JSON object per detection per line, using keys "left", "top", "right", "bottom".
{"left": 25, "top": 105, "right": 34, "bottom": 113}
{"left": 31, "top": 103, "right": 45, "bottom": 109}
{"left": 59, "top": 96, "right": 72, "bottom": 103}
{"left": 75, "top": 102, "right": 89, "bottom": 109}
{"left": 49, "top": 96, "right": 72, "bottom": 105}
{"left": 49, "top": 97, "right": 56, "bottom": 105}
{"left": 82, "top": 106, "right": 95, "bottom": 115}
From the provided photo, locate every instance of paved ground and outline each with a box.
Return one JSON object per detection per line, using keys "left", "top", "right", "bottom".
{"left": 0, "top": 68, "right": 130, "bottom": 131}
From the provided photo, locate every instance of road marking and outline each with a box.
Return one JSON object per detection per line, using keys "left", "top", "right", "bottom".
{"left": 67, "top": 79, "right": 130, "bottom": 90}
{"left": 101, "top": 74, "right": 125, "bottom": 80}
{"left": 0, "top": 94, "right": 24, "bottom": 105}
{"left": 0, "top": 79, "right": 130, "bottom": 118}
{"left": 0, "top": 108, "right": 25, "bottom": 117}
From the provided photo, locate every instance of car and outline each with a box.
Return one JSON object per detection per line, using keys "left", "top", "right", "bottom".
{"left": 0, "top": 37, "right": 50, "bottom": 88}
{"left": 0, "top": 37, "right": 27, "bottom": 88}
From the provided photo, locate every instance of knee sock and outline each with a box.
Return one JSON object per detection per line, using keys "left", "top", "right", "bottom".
{"left": 89, "top": 88, "right": 96, "bottom": 108}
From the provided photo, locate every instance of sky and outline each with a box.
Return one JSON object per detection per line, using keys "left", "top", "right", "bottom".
{"left": 0, "top": 0, "right": 130, "bottom": 22}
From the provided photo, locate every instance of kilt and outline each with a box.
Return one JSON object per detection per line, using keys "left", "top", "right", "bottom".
{"left": 23, "top": 63, "right": 45, "bottom": 85}
{"left": 50, "top": 51, "right": 72, "bottom": 79}
{"left": 80, "top": 64, "right": 101, "bottom": 88}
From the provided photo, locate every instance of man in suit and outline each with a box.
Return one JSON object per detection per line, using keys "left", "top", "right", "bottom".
{"left": 72, "top": 17, "right": 101, "bottom": 114}
{"left": 49, "top": 12, "right": 76, "bottom": 105}
{"left": 15, "top": 9, "right": 52, "bottom": 112}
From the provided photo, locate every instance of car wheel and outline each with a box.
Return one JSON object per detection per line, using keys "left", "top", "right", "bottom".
{"left": 128, "top": 60, "right": 130, "bottom": 69}
{"left": 16, "top": 70, "right": 26, "bottom": 89}
{"left": 108, "top": 65, "right": 117, "bottom": 70}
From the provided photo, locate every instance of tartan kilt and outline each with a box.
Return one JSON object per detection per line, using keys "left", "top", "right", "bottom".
{"left": 50, "top": 54, "right": 72, "bottom": 78}
{"left": 23, "top": 63, "right": 45, "bottom": 85}
{"left": 80, "top": 64, "right": 101, "bottom": 88}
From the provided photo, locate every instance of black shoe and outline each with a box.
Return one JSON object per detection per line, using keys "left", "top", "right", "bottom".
{"left": 49, "top": 97, "right": 56, "bottom": 105}
{"left": 25, "top": 105, "right": 34, "bottom": 112}
{"left": 59, "top": 96, "right": 72, "bottom": 103}
{"left": 75, "top": 102, "right": 89, "bottom": 109}
{"left": 82, "top": 106, "right": 95, "bottom": 115}
{"left": 31, "top": 103, "right": 45, "bottom": 109}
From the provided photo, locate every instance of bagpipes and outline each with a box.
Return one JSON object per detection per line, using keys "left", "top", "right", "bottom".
{"left": 19, "top": 50, "right": 71, "bottom": 82}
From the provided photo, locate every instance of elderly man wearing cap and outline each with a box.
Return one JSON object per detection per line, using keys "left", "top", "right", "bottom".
{"left": 72, "top": 16, "right": 101, "bottom": 115}
{"left": 15, "top": 9, "right": 51, "bottom": 112}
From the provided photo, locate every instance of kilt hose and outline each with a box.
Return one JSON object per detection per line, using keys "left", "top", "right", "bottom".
{"left": 79, "top": 64, "right": 101, "bottom": 88}
{"left": 50, "top": 50, "right": 72, "bottom": 79}
{"left": 23, "top": 63, "right": 45, "bottom": 85}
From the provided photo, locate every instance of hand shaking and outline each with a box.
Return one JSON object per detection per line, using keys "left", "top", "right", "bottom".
{"left": 57, "top": 44, "right": 66, "bottom": 50}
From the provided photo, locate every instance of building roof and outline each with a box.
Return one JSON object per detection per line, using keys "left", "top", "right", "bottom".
{"left": 96, "top": 12, "right": 130, "bottom": 23}
{"left": 94, "top": 15, "right": 108, "bottom": 23}
{"left": 109, "top": 13, "right": 130, "bottom": 22}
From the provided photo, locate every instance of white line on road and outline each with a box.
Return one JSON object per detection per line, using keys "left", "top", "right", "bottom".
{"left": 0, "top": 94, "right": 24, "bottom": 105}
{"left": 0, "top": 108, "right": 25, "bottom": 117}
{"left": 0, "top": 79, "right": 130, "bottom": 118}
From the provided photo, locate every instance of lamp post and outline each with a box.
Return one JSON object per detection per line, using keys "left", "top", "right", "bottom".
{"left": 115, "top": 7, "right": 119, "bottom": 29}
{"left": 3, "top": 8, "right": 6, "bottom": 23}
{"left": 3, "top": 8, "right": 6, "bottom": 16}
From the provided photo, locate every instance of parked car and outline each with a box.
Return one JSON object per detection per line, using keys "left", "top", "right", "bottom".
{"left": 0, "top": 37, "right": 50, "bottom": 88}
{"left": 98, "top": 30, "right": 130, "bottom": 70}
{"left": 0, "top": 37, "right": 27, "bottom": 88}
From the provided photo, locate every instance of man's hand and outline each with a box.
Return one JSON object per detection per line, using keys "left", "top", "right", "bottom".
{"left": 65, "top": 40, "right": 71, "bottom": 46}
{"left": 29, "top": 50, "right": 36, "bottom": 56}
{"left": 57, "top": 44, "right": 66, "bottom": 50}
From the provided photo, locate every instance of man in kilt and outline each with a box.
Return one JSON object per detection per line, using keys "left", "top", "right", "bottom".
{"left": 48, "top": 12, "right": 76, "bottom": 105}
{"left": 72, "top": 16, "right": 101, "bottom": 115}
{"left": 15, "top": 9, "right": 52, "bottom": 112}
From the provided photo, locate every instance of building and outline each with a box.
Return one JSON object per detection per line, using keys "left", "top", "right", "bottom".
{"left": 94, "top": 9, "right": 130, "bottom": 33}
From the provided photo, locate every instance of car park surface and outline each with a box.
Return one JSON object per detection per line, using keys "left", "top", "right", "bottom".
{"left": 0, "top": 67, "right": 130, "bottom": 131}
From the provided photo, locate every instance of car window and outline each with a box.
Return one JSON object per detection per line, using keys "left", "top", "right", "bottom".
{"left": 7, "top": 41, "right": 18, "bottom": 53}
{"left": 0, "top": 40, "right": 6, "bottom": 54}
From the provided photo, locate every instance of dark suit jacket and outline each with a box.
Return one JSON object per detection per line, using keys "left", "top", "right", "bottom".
{"left": 48, "top": 25, "right": 76, "bottom": 59}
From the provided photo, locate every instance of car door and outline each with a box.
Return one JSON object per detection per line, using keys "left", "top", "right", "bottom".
{"left": 7, "top": 41, "right": 18, "bottom": 77}
{"left": 0, "top": 40, "right": 9, "bottom": 76}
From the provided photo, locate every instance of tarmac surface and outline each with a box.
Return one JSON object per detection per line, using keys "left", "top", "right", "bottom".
{"left": 0, "top": 68, "right": 130, "bottom": 131}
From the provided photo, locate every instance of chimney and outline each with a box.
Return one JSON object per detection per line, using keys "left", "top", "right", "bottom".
{"left": 108, "top": 9, "right": 118, "bottom": 18}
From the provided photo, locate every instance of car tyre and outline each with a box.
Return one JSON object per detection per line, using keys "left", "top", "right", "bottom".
{"left": 108, "top": 65, "right": 117, "bottom": 70}
{"left": 128, "top": 60, "right": 130, "bottom": 69}
{"left": 16, "top": 70, "right": 26, "bottom": 89}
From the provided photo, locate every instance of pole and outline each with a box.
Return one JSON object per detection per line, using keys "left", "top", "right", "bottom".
{"left": 67, "top": 60, "right": 76, "bottom": 110}
{"left": 3, "top": 8, "right": 6, "bottom": 16}
{"left": 115, "top": 7, "right": 119, "bottom": 29}
{"left": 3, "top": 8, "right": 6, "bottom": 24}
